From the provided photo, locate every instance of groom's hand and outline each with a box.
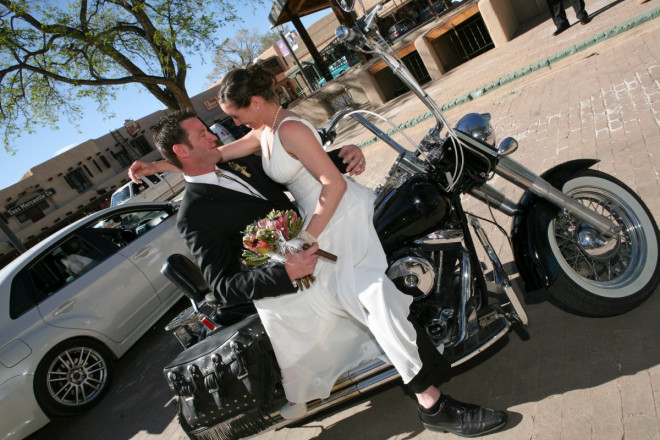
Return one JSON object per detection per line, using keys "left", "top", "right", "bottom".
{"left": 338, "top": 144, "right": 366, "bottom": 176}
{"left": 285, "top": 243, "right": 319, "bottom": 282}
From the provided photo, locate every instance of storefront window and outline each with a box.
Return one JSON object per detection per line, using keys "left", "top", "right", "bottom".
{"left": 99, "top": 155, "right": 111, "bottom": 168}
{"left": 112, "top": 149, "right": 132, "bottom": 167}
{"left": 16, "top": 202, "right": 48, "bottom": 223}
{"left": 65, "top": 168, "right": 92, "bottom": 193}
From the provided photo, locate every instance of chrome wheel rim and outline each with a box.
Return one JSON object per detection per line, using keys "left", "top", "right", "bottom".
{"left": 551, "top": 186, "right": 647, "bottom": 294}
{"left": 46, "top": 346, "right": 109, "bottom": 407}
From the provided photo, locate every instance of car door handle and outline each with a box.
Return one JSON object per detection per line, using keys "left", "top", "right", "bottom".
{"left": 54, "top": 299, "right": 76, "bottom": 316}
{"left": 132, "top": 246, "right": 152, "bottom": 259}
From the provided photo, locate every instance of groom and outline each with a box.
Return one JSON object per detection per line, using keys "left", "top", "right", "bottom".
{"left": 131, "top": 110, "right": 508, "bottom": 437}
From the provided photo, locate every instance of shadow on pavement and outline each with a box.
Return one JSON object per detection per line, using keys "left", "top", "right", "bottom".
{"left": 27, "top": 277, "right": 660, "bottom": 440}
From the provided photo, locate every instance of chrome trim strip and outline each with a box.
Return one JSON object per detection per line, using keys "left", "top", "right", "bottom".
{"left": 447, "top": 249, "right": 472, "bottom": 349}
{"left": 450, "top": 323, "right": 510, "bottom": 367}
{"left": 414, "top": 229, "right": 464, "bottom": 245}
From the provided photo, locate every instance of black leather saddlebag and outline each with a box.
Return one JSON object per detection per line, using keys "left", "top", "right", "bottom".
{"left": 163, "top": 314, "right": 282, "bottom": 439}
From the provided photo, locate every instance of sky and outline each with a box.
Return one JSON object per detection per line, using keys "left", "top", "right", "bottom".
{"left": 0, "top": 3, "right": 328, "bottom": 190}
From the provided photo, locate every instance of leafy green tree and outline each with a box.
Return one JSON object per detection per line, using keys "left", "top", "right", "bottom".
{"left": 208, "top": 27, "right": 283, "bottom": 81}
{"left": 0, "top": 0, "right": 249, "bottom": 152}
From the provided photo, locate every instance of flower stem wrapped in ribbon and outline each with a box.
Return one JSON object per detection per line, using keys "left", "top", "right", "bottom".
{"left": 241, "top": 209, "right": 337, "bottom": 290}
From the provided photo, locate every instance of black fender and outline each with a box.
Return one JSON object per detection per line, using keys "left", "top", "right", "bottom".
{"left": 511, "top": 159, "right": 600, "bottom": 292}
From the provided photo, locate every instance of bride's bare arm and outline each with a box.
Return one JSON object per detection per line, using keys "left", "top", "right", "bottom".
{"left": 128, "top": 129, "right": 261, "bottom": 183}
{"left": 278, "top": 120, "right": 347, "bottom": 240}
{"left": 217, "top": 129, "right": 261, "bottom": 161}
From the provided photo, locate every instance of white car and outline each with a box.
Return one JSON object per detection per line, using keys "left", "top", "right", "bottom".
{"left": 110, "top": 172, "right": 185, "bottom": 207}
{"left": 0, "top": 202, "right": 192, "bottom": 439}
{"left": 209, "top": 122, "right": 236, "bottom": 144}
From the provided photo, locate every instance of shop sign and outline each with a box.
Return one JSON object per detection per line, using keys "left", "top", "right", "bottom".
{"left": 124, "top": 119, "right": 141, "bottom": 137}
{"left": 5, "top": 188, "right": 56, "bottom": 217}
{"left": 204, "top": 96, "right": 220, "bottom": 111}
{"left": 277, "top": 40, "right": 290, "bottom": 57}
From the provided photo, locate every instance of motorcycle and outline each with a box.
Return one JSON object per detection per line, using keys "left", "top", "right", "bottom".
{"left": 160, "top": 1, "right": 660, "bottom": 438}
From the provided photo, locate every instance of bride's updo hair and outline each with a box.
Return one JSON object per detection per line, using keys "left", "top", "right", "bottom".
{"left": 218, "top": 62, "right": 277, "bottom": 109}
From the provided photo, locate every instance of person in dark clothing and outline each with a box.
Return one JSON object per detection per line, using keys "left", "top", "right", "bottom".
{"left": 547, "top": 0, "right": 590, "bottom": 36}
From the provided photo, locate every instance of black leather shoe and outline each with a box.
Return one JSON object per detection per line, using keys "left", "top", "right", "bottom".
{"left": 418, "top": 395, "right": 507, "bottom": 437}
{"left": 553, "top": 23, "right": 570, "bottom": 36}
{"left": 580, "top": 16, "right": 591, "bottom": 25}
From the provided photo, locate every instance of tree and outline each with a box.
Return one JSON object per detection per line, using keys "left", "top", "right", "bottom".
{"left": 0, "top": 0, "right": 250, "bottom": 152}
{"left": 208, "top": 27, "right": 283, "bottom": 81}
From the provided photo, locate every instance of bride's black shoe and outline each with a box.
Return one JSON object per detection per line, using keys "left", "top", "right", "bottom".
{"left": 418, "top": 394, "right": 507, "bottom": 437}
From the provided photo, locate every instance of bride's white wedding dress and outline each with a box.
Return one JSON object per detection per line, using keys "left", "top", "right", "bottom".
{"left": 253, "top": 116, "right": 423, "bottom": 404}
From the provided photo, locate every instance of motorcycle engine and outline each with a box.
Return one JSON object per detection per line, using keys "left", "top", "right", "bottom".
{"left": 387, "top": 240, "right": 463, "bottom": 345}
{"left": 386, "top": 255, "right": 435, "bottom": 299}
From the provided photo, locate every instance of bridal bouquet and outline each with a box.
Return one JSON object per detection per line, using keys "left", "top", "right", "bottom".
{"left": 241, "top": 209, "right": 336, "bottom": 290}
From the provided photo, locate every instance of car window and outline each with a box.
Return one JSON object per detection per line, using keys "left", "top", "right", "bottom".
{"left": 27, "top": 236, "right": 104, "bottom": 302}
{"left": 90, "top": 209, "right": 173, "bottom": 243}
{"left": 132, "top": 181, "right": 147, "bottom": 195}
{"left": 145, "top": 174, "right": 161, "bottom": 184}
{"left": 9, "top": 271, "right": 37, "bottom": 319}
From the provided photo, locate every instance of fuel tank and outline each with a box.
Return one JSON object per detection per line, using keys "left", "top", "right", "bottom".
{"left": 374, "top": 174, "right": 451, "bottom": 249}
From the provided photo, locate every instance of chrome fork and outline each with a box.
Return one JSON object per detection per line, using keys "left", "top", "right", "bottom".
{"left": 468, "top": 215, "right": 529, "bottom": 325}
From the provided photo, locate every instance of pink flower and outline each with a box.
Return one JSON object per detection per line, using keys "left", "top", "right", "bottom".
{"left": 242, "top": 209, "right": 305, "bottom": 266}
{"left": 256, "top": 241, "right": 271, "bottom": 254}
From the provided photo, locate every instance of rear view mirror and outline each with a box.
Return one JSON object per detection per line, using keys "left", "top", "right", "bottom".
{"left": 337, "top": 0, "right": 355, "bottom": 12}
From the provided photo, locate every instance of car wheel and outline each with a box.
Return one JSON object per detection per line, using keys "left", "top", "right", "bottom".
{"left": 34, "top": 338, "right": 113, "bottom": 416}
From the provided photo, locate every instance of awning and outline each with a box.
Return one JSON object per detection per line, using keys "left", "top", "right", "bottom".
{"left": 269, "top": 0, "right": 333, "bottom": 26}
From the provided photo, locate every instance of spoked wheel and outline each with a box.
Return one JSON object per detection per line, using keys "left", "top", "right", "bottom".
{"left": 545, "top": 170, "right": 660, "bottom": 316}
{"left": 34, "top": 338, "right": 113, "bottom": 416}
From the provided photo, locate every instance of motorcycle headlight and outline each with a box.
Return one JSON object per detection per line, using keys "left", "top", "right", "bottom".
{"left": 454, "top": 113, "right": 496, "bottom": 149}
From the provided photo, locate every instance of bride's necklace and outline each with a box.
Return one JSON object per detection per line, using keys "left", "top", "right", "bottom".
{"left": 271, "top": 105, "right": 282, "bottom": 131}
{"left": 267, "top": 105, "right": 283, "bottom": 160}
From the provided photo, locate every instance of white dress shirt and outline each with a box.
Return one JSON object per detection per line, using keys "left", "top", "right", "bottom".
{"left": 184, "top": 168, "right": 265, "bottom": 199}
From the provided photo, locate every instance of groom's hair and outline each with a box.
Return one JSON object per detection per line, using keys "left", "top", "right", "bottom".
{"left": 152, "top": 109, "right": 197, "bottom": 169}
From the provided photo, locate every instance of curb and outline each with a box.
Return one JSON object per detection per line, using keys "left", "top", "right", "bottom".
{"left": 357, "top": 6, "right": 660, "bottom": 147}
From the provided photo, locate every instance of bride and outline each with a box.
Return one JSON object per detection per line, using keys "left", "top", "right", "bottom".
{"left": 216, "top": 63, "right": 455, "bottom": 421}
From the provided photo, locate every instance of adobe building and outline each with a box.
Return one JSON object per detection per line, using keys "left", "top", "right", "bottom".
{"left": 271, "top": 0, "right": 548, "bottom": 124}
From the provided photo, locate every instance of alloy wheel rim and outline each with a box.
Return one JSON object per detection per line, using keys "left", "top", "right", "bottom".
{"left": 46, "top": 346, "right": 108, "bottom": 407}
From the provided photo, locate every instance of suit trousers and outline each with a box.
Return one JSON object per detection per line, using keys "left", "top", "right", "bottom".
{"left": 546, "top": 0, "right": 587, "bottom": 27}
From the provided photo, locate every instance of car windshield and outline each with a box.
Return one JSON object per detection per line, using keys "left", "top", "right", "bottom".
{"left": 110, "top": 187, "right": 131, "bottom": 206}
{"left": 91, "top": 209, "right": 171, "bottom": 238}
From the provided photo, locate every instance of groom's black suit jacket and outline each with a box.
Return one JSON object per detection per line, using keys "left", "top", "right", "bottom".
{"left": 176, "top": 151, "right": 346, "bottom": 305}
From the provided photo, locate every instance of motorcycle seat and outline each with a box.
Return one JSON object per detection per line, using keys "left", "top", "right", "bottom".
{"left": 161, "top": 254, "right": 256, "bottom": 318}
{"left": 161, "top": 254, "right": 210, "bottom": 303}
